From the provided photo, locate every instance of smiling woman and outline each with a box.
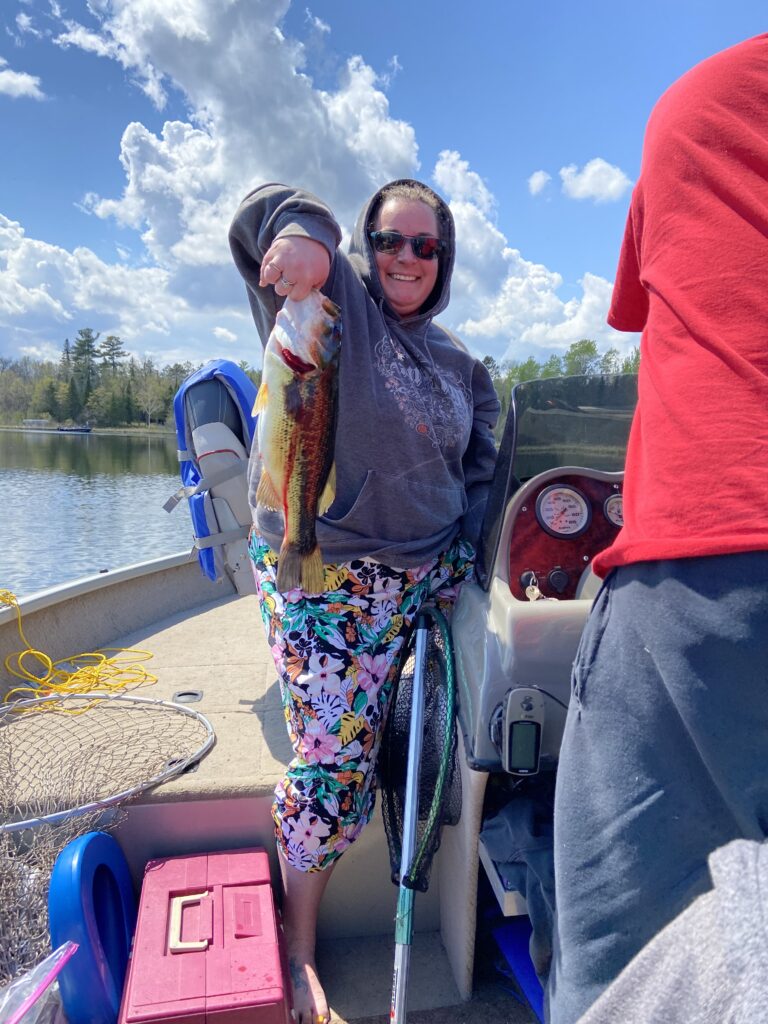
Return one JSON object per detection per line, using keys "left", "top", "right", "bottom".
{"left": 368, "top": 184, "right": 444, "bottom": 317}
{"left": 228, "top": 176, "right": 500, "bottom": 1024}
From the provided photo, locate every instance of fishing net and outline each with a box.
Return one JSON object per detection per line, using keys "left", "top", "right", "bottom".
{"left": 379, "top": 606, "right": 462, "bottom": 893}
{"left": 0, "top": 692, "right": 215, "bottom": 986}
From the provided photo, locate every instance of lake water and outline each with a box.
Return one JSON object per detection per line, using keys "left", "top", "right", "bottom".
{"left": 1, "top": 429, "right": 198, "bottom": 597}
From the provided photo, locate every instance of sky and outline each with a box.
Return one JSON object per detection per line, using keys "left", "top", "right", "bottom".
{"left": 0, "top": 1, "right": 765, "bottom": 371}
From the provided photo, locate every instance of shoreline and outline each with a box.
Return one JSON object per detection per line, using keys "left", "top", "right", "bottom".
{"left": 0, "top": 424, "right": 175, "bottom": 437}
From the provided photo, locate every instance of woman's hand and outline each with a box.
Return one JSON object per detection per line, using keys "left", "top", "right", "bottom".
{"left": 260, "top": 237, "right": 331, "bottom": 301}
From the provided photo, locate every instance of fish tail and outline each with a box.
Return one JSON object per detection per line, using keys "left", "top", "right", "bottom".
{"left": 276, "top": 544, "right": 325, "bottom": 595}
{"left": 300, "top": 547, "right": 326, "bottom": 595}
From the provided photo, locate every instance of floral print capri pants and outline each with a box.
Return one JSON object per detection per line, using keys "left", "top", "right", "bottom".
{"left": 248, "top": 531, "right": 474, "bottom": 872}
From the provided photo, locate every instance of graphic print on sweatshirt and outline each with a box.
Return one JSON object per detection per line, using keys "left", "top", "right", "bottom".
{"left": 374, "top": 332, "right": 471, "bottom": 449}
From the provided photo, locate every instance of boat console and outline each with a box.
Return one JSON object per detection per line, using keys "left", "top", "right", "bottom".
{"left": 435, "top": 375, "right": 638, "bottom": 1000}
{"left": 453, "top": 373, "right": 637, "bottom": 775}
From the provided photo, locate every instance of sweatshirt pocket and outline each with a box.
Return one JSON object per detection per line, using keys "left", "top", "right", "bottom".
{"left": 322, "top": 470, "right": 466, "bottom": 545}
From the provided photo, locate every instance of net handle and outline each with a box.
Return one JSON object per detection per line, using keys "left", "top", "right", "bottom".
{"left": 402, "top": 604, "right": 456, "bottom": 887}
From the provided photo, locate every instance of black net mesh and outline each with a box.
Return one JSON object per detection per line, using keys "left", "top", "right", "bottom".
{"left": 379, "top": 609, "right": 462, "bottom": 893}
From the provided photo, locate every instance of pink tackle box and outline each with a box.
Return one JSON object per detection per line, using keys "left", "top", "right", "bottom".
{"left": 118, "top": 848, "right": 291, "bottom": 1024}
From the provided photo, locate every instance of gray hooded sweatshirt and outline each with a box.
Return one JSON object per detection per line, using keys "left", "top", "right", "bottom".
{"left": 228, "top": 180, "right": 500, "bottom": 568}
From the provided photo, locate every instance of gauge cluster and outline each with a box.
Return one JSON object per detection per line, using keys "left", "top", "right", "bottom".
{"left": 508, "top": 474, "right": 623, "bottom": 601}
{"left": 603, "top": 493, "right": 624, "bottom": 528}
{"left": 535, "top": 485, "right": 592, "bottom": 538}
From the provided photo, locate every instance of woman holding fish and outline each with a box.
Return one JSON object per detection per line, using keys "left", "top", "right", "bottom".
{"left": 229, "top": 178, "right": 499, "bottom": 1024}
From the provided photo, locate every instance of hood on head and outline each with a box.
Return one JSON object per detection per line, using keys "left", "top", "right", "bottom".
{"left": 347, "top": 178, "right": 455, "bottom": 323}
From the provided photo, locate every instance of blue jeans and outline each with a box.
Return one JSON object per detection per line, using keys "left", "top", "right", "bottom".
{"left": 547, "top": 552, "right": 768, "bottom": 1024}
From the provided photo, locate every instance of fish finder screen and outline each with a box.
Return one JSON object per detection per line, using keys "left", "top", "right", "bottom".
{"left": 509, "top": 721, "right": 540, "bottom": 772}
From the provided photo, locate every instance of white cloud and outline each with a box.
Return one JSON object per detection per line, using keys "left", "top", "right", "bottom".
{"left": 528, "top": 170, "right": 551, "bottom": 196}
{"left": 321, "top": 56, "right": 418, "bottom": 191}
{"left": 82, "top": 119, "right": 231, "bottom": 266}
{"left": 428, "top": 160, "right": 618, "bottom": 363}
{"left": 0, "top": 214, "right": 255, "bottom": 368}
{"left": 433, "top": 154, "right": 629, "bottom": 361}
{"left": 15, "top": 13, "right": 42, "bottom": 39}
{"left": 305, "top": 9, "right": 330, "bottom": 34}
{"left": 18, "top": 342, "right": 63, "bottom": 362}
{"left": 58, "top": 1, "right": 416, "bottom": 269}
{"left": 55, "top": 24, "right": 118, "bottom": 60}
{"left": 0, "top": 58, "right": 45, "bottom": 99}
{"left": 0, "top": 214, "right": 183, "bottom": 332}
{"left": 559, "top": 157, "right": 632, "bottom": 203}
{"left": 0, "top": 0, "right": 637, "bottom": 367}
{"left": 458, "top": 257, "right": 625, "bottom": 361}
{"left": 54, "top": 0, "right": 218, "bottom": 110}
{"left": 213, "top": 326, "right": 237, "bottom": 343}
{"left": 434, "top": 150, "right": 494, "bottom": 217}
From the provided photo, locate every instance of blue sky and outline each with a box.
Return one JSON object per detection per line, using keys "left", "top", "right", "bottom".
{"left": 0, "top": 1, "right": 765, "bottom": 369}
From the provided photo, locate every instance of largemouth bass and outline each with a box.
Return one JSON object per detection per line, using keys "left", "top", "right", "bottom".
{"left": 254, "top": 289, "right": 342, "bottom": 593}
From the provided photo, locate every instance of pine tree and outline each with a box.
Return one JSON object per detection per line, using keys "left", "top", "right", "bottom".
{"left": 482, "top": 355, "right": 501, "bottom": 381}
{"left": 107, "top": 387, "right": 124, "bottom": 426}
{"left": 98, "top": 334, "right": 127, "bottom": 374}
{"left": 65, "top": 378, "right": 81, "bottom": 422}
{"left": 42, "top": 380, "right": 60, "bottom": 421}
{"left": 518, "top": 356, "right": 542, "bottom": 382}
{"left": 123, "top": 380, "right": 136, "bottom": 424}
{"left": 59, "top": 338, "right": 71, "bottom": 380}
{"left": 71, "top": 328, "right": 101, "bottom": 403}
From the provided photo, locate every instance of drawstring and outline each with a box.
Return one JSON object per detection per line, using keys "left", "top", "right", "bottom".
{"left": 377, "top": 302, "right": 439, "bottom": 379}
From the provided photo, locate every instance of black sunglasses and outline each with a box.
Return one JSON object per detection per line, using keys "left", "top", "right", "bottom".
{"left": 369, "top": 230, "right": 446, "bottom": 261}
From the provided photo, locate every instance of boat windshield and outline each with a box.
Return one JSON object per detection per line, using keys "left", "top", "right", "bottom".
{"left": 510, "top": 373, "right": 637, "bottom": 481}
{"left": 476, "top": 373, "right": 638, "bottom": 587}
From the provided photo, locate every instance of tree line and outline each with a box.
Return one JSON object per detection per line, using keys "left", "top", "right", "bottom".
{"left": 0, "top": 329, "right": 638, "bottom": 430}
{"left": 484, "top": 338, "right": 639, "bottom": 440}
{"left": 0, "top": 329, "right": 261, "bottom": 428}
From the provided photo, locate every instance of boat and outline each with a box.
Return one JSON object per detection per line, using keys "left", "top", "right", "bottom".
{"left": 56, "top": 425, "right": 92, "bottom": 434}
{"left": 0, "top": 374, "right": 637, "bottom": 1024}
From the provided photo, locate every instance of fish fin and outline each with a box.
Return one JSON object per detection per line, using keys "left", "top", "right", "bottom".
{"left": 300, "top": 548, "right": 326, "bottom": 595}
{"left": 255, "top": 472, "right": 282, "bottom": 510}
{"left": 317, "top": 463, "right": 336, "bottom": 516}
{"left": 276, "top": 544, "right": 325, "bottom": 595}
{"left": 253, "top": 382, "right": 269, "bottom": 415}
{"left": 276, "top": 545, "right": 301, "bottom": 592}
{"left": 321, "top": 296, "right": 342, "bottom": 319}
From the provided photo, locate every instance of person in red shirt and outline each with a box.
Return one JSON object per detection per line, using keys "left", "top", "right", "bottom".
{"left": 547, "top": 34, "right": 768, "bottom": 1024}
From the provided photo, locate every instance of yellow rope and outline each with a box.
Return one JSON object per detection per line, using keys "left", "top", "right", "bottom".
{"left": 1, "top": 590, "right": 157, "bottom": 710}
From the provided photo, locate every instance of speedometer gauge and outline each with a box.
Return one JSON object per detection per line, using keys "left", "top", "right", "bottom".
{"left": 535, "top": 485, "right": 591, "bottom": 538}
{"left": 603, "top": 493, "right": 624, "bottom": 528}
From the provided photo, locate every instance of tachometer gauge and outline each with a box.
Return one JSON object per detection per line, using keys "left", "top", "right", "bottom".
{"left": 603, "top": 493, "right": 624, "bottom": 528}
{"left": 535, "top": 485, "right": 591, "bottom": 538}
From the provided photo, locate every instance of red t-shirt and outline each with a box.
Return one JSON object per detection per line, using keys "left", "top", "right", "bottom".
{"left": 594, "top": 33, "right": 768, "bottom": 576}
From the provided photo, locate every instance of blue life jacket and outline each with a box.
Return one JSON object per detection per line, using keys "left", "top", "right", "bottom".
{"left": 164, "top": 359, "right": 257, "bottom": 594}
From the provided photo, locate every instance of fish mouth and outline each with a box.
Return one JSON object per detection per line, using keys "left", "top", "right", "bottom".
{"left": 277, "top": 341, "right": 315, "bottom": 375}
